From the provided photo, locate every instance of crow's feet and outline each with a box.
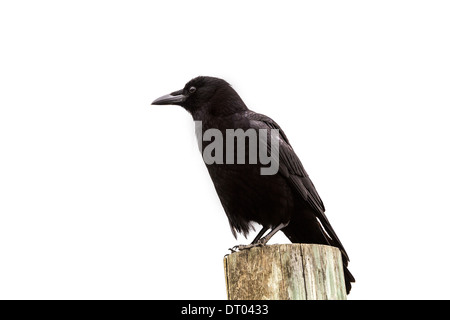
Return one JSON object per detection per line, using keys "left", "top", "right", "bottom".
{"left": 229, "top": 242, "right": 264, "bottom": 253}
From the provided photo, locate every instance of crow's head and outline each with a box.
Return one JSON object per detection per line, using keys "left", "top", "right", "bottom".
{"left": 152, "top": 76, "right": 247, "bottom": 117}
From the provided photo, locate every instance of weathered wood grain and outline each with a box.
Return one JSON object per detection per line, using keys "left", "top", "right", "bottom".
{"left": 224, "top": 244, "right": 347, "bottom": 300}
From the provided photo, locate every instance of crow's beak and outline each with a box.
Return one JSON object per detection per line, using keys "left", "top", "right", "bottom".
{"left": 151, "top": 89, "right": 186, "bottom": 105}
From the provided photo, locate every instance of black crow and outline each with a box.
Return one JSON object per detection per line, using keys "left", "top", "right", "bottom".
{"left": 152, "top": 76, "right": 354, "bottom": 293}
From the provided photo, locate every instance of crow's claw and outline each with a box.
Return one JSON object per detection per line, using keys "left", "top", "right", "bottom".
{"left": 228, "top": 242, "right": 264, "bottom": 253}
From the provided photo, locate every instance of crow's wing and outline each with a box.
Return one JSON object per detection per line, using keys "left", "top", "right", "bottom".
{"left": 245, "top": 110, "right": 349, "bottom": 260}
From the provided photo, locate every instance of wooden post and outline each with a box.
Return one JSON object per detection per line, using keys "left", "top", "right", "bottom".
{"left": 223, "top": 243, "right": 347, "bottom": 300}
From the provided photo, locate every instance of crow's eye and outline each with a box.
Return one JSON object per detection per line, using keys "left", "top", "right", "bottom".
{"left": 189, "top": 86, "right": 196, "bottom": 94}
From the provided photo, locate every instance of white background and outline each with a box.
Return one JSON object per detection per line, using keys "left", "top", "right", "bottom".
{"left": 1, "top": 1, "right": 449, "bottom": 300}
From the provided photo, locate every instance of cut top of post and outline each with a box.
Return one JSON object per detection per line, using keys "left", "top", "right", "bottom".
{"left": 223, "top": 243, "right": 347, "bottom": 300}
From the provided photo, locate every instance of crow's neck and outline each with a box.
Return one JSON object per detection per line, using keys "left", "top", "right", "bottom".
{"left": 192, "top": 90, "right": 248, "bottom": 121}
